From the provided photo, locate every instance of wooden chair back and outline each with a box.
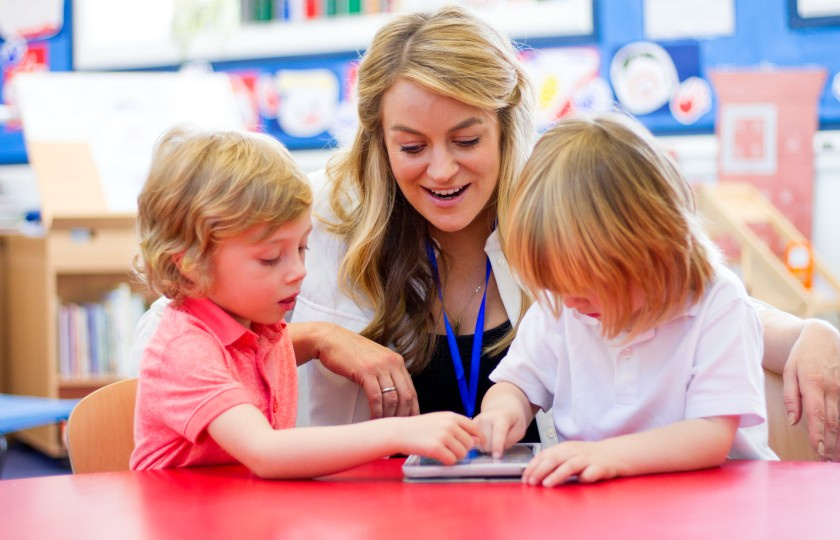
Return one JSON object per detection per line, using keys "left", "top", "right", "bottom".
{"left": 66, "top": 378, "right": 138, "bottom": 473}
{"left": 763, "top": 368, "right": 818, "bottom": 461}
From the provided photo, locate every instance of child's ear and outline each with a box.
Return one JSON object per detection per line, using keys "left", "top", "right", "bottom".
{"left": 173, "top": 252, "right": 199, "bottom": 283}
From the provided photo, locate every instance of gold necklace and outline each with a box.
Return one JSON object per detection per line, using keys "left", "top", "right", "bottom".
{"left": 446, "top": 284, "right": 484, "bottom": 336}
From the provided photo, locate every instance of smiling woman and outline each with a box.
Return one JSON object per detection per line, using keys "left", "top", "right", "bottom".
{"left": 293, "top": 5, "right": 543, "bottom": 440}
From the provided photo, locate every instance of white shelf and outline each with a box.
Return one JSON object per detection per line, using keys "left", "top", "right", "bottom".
{"left": 72, "top": 0, "right": 594, "bottom": 70}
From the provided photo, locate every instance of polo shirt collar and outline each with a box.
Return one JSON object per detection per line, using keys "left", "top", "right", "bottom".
{"left": 179, "top": 297, "right": 269, "bottom": 347}
{"left": 568, "top": 297, "right": 702, "bottom": 347}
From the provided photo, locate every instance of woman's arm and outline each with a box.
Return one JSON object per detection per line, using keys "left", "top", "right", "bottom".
{"left": 288, "top": 321, "right": 419, "bottom": 419}
{"left": 757, "top": 304, "right": 840, "bottom": 461}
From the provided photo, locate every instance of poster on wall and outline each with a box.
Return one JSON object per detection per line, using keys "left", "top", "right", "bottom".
{"left": 710, "top": 68, "right": 826, "bottom": 240}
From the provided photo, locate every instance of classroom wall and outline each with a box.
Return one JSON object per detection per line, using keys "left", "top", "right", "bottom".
{"left": 1, "top": 0, "right": 839, "bottom": 273}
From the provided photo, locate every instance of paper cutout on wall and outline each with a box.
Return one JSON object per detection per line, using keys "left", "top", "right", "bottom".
{"left": 710, "top": 68, "right": 826, "bottom": 239}
{"left": 275, "top": 69, "right": 340, "bottom": 138}
{"left": 0, "top": 0, "right": 64, "bottom": 41}
{"left": 720, "top": 104, "right": 778, "bottom": 175}
{"left": 571, "top": 77, "right": 614, "bottom": 115}
{"left": 228, "top": 72, "right": 260, "bottom": 131}
{"left": 256, "top": 72, "right": 279, "bottom": 120}
{"left": 669, "top": 76, "right": 711, "bottom": 125}
{"left": 328, "top": 61, "right": 359, "bottom": 148}
{"left": 833, "top": 71, "right": 840, "bottom": 103}
{"left": 1, "top": 41, "right": 49, "bottom": 129}
{"left": 610, "top": 41, "right": 678, "bottom": 116}
{"left": 520, "top": 47, "right": 602, "bottom": 130}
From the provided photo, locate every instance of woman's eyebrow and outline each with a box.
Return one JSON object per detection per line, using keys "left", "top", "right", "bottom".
{"left": 389, "top": 117, "right": 484, "bottom": 136}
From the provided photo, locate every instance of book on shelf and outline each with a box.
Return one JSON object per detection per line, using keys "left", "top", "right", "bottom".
{"left": 58, "top": 283, "right": 147, "bottom": 380}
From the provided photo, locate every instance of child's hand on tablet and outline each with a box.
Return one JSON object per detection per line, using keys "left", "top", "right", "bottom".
{"left": 394, "top": 412, "right": 484, "bottom": 465}
{"left": 474, "top": 408, "right": 527, "bottom": 458}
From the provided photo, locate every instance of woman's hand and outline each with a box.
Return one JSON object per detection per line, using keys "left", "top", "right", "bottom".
{"left": 758, "top": 303, "right": 840, "bottom": 461}
{"left": 289, "top": 322, "right": 419, "bottom": 419}
{"left": 781, "top": 319, "right": 840, "bottom": 461}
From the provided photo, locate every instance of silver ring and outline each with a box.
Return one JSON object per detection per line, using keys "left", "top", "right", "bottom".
{"left": 381, "top": 386, "right": 397, "bottom": 394}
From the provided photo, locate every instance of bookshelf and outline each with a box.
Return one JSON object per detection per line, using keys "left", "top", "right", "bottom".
{"left": 5, "top": 218, "right": 140, "bottom": 457}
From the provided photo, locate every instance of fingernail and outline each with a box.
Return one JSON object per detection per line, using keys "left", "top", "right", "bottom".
{"left": 787, "top": 412, "right": 795, "bottom": 426}
{"left": 818, "top": 440, "right": 825, "bottom": 457}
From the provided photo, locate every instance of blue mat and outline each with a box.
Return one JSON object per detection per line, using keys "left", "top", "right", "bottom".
{"left": 0, "top": 394, "right": 79, "bottom": 477}
{"left": 0, "top": 394, "right": 78, "bottom": 435}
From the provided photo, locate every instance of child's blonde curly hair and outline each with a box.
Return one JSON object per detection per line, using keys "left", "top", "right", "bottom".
{"left": 135, "top": 124, "right": 312, "bottom": 304}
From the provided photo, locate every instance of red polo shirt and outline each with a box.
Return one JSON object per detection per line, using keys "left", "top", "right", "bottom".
{"left": 131, "top": 297, "right": 297, "bottom": 470}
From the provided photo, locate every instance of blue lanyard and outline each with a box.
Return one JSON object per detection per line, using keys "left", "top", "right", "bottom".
{"left": 425, "top": 241, "right": 491, "bottom": 418}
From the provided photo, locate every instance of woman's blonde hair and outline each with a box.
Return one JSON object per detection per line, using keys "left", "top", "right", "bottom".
{"left": 503, "top": 112, "right": 720, "bottom": 340}
{"left": 324, "top": 5, "right": 535, "bottom": 373}
{"left": 136, "top": 124, "right": 311, "bottom": 304}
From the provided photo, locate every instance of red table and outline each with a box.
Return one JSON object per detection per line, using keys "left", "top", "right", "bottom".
{"left": 0, "top": 459, "right": 836, "bottom": 540}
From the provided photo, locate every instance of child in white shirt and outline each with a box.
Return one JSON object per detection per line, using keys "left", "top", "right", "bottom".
{"left": 476, "top": 112, "right": 776, "bottom": 487}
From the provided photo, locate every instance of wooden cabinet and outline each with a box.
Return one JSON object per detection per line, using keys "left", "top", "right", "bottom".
{"left": 5, "top": 218, "right": 139, "bottom": 457}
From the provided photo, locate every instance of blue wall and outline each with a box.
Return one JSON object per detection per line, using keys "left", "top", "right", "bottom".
{"left": 2, "top": 0, "right": 840, "bottom": 162}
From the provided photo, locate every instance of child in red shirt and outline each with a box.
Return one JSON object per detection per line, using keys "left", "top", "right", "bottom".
{"left": 131, "top": 125, "right": 481, "bottom": 477}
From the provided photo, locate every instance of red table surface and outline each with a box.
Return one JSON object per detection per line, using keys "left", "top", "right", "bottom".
{"left": 0, "top": 459, "right": 836, "bottom": 540}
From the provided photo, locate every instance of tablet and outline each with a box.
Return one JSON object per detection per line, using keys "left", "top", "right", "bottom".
{"left": 402, "top": 443, "right": 541, "bottom": 482}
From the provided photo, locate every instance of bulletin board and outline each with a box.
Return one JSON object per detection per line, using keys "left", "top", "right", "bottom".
{"left": 3, "top": 0, "right": 840, "bottom": 163}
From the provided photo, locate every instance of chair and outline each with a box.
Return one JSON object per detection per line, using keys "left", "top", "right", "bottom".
{"left": 66, "top": 378, "right": 138, "bottom": 474}
{"left": 763, "top": 368, "right": 819, "bottom": 461}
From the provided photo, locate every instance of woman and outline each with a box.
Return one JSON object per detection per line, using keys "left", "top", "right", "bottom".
{"left": 290, "top": 6, "right": 840, "bottom": 456}
{"left": 132, "top": 6, "right": 840, "bottom": 458}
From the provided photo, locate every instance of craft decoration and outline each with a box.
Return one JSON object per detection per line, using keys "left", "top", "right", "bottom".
{"left": 275, "top": 69, "right": 340, "bottom": 138}
{"left": 610, "top": 41, "right": 679, "bottom": 115}
{"left": 670, "top": 76, "right": 712, "bottom": 125}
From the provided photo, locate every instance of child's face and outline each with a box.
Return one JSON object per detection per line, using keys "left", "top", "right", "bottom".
{"left": 561, "top": 287, "right": 644, "bottom": 320}
{"left": 562, "top": 292, "right": 603, "bottom": 319}
{"left": 206, "top": 210, "right": 312, "bottom": 328}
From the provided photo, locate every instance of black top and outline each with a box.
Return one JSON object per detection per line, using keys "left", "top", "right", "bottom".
{"left": 411, "top": 320, "right": 541, "bottom": 443}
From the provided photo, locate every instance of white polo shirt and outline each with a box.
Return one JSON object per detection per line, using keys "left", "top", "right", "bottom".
{"left": 490, "top": 267, "right": 777, "bottom": 460}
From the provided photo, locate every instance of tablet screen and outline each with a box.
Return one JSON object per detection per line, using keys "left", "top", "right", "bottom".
{"left": 402, "top": 443, "right": 541, "bottom": 481}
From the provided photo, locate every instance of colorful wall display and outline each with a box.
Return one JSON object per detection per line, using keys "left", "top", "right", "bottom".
{"left": 3, "top": 1, "right": 840, "bottom": 163}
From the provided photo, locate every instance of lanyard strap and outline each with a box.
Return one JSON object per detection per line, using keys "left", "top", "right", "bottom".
{"left": 425, "top": 241, "right": 491, "bottom": 418}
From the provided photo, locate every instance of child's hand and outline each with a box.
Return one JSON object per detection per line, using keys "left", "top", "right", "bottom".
{"left": 523, "top": 441, "right": 620, "bottom": 487}
{"left": 474, "top": 409, "right": 527, "bottom": 458}
{"left": 397, "top": 412, "right": 484, "bottom": 465}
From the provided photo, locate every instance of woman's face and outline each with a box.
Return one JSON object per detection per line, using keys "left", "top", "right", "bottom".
{"left": 381, "top": 78, "right": 501, "bottom": 236}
